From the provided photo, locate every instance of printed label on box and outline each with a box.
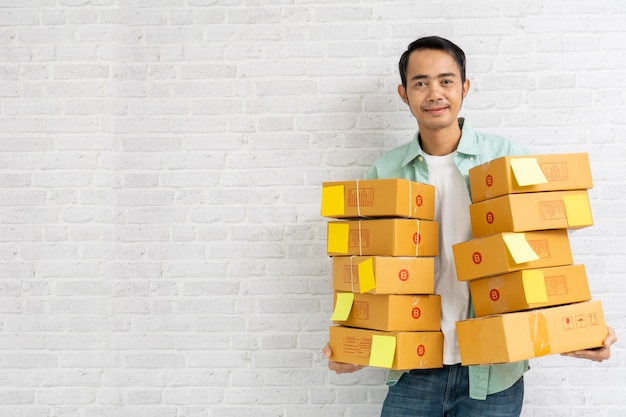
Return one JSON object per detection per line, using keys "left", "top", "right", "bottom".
{"left": 527, "top": 239, "right": 551, "bottom": 258}
{"left": 343, "top": 335, "right": 371, "bottom": 359}
{"left": 348, "top": 187, "right": 375, "bottom": 207}
{"left": 342, "top": 265, "right": 358, "bottom": 284}
{"left": 349, "top": 229, "right": 369, "bottom": 248}
{"left": 545, "top": 275, "right": 568, "bottom": 296}
{"left": 540, "top": 162, "right": 569, "bottom": 181}
{"left": 351, "top": 301, "right": 369, "bottom": 320}
{"left": 538, "top": 200, "right": 566, "bottom": 220}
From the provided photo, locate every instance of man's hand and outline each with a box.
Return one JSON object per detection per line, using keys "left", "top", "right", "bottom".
{"left": 322, "top": 342, "right": 365, "bottom": 374}
{"left": 561, "top": 326, "right": 617, "bottom": 362}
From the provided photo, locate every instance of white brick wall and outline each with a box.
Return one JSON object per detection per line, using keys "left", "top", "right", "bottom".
{"left": 0, "top": 1, "right": 624, "bottom": 416}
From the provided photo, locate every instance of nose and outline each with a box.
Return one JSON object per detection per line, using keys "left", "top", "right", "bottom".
{"left": 426, "top": 83, "right": 444, "bottom": 101}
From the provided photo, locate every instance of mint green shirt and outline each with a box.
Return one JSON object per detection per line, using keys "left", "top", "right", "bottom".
{"left": 366, "top": 118, "right": 530, "bottom": 400}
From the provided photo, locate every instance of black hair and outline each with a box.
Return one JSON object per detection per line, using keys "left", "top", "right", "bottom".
{"left": 398, "top": 36, "right": 466, "bottom": 87}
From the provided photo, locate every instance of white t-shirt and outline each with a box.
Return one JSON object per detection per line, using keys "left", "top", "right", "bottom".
{"left": 422, "top": 151, "right": 473, "bottom": 364}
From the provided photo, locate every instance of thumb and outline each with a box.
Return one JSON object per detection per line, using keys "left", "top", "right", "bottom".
{"left": 322, "top": 343, "right": 332, "bottom": 358}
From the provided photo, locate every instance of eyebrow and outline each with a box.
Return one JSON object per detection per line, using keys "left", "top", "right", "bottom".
{"left": 410, "top": 72, "right": 458, "bottom": 81}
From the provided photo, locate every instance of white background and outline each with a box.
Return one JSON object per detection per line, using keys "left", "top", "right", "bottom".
{"left": 0, "top": 0, "right": 624, "bottom": 416}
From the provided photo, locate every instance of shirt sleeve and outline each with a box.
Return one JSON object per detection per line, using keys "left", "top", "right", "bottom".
{"left": 365, "top": 164, "right": 379, "bottom": 180}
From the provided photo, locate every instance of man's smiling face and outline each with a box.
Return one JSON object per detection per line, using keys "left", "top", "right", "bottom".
{"left": 398, "top": 48, "right": 470, "bottom": 133}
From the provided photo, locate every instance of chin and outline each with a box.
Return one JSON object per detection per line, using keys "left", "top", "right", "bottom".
{"left": 422, "top": 118, "right": 455, "bottom": 130}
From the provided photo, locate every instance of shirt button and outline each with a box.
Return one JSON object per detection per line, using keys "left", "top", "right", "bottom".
{"left": 469, "top": 156, "right": 474, "bottom": 161}
{"left": 418, "top": 156, "right": 423, "bottom": 161}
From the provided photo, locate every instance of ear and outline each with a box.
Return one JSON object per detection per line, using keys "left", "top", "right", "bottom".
{"left": 398, "top": 84, "right": 409, "bottom": 105}
{"left": 462, "top": 79, "right": 470, "bottom": 98}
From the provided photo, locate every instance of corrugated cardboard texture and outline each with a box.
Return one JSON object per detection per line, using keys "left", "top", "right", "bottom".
{"left": 469, "top": 153, "right": 593, "bottom": 203}
{"left": 457, "top": 300, "right": 607, "bottom": 365}
{"left": 469, "top": 190, "right": 593, "bottom": 238}
{"left": 332, "top": 256, "right": 435, "bottom": 294}
{"left": 321, "top": 178, "right": 436, "bottom": 220}
{"left": 332, "top": 292, "right": 441, "bottom": 331}
{"left": 453, "top": 230, "right": 573, "bottom": 281}
{"left": 329, "top": 326, "right": 444, "bottom": 370}
{"left": 327, "top": 219, "right": 438, "bottom": 257}
{"left": 469, "top": 264, "right": 591, "bottom": 316}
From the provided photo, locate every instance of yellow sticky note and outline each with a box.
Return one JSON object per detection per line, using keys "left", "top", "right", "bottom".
{"left": 357, "top": 258, "right": 376, "bottom": 294}
{"left": 369, "top": 334, "right": 396, "bottom": 368}
{"left": 522, "top": 270, "right": 549, "bottom": 304}
{"left": 563, "top": 193, "right": 593, "bottom": 227}
{"left": 330, "top": 292, "right": 354, "bottom": 321}
{"left": 502, "top": 233, "right": 540, "bottom": 264}
{"left": 510, "top": 158, "right": 548, "bottom": 187}
{"left": 321, "top": 185, "right": 345, "bottom": 217}
{"left": 327, "top": 223, "right": 350, "bottom": 254}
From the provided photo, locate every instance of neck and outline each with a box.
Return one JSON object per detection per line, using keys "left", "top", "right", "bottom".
{"left": 418, "top": 123, "right": 462, "bottom": 156}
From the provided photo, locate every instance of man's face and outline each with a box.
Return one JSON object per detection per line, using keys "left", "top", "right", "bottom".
{"left": 398, "top": 48, "right": 470, "bottom": 132}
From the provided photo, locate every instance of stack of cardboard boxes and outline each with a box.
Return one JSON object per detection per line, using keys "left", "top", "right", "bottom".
{"left": 321, "top": 179, "right": 444, "bottom": 370}
{"left": 452, "top": 153, "right": 608, "bottom": 365}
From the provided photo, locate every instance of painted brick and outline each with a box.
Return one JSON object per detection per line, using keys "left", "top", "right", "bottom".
{"left": 0, "top": 2, "right": 623, "bottom": 416}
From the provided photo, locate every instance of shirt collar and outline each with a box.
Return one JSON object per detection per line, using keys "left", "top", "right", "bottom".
{"left": 400, "top": 117, "right": 480, "bottom": 167}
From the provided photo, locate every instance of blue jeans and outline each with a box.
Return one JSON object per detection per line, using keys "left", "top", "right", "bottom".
{"left": 380, "top": 364, "right": 523, "bottom": 417}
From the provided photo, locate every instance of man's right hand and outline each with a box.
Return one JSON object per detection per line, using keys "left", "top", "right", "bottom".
{"left": 322, "top": 342, "right": 365, "bottom": 374}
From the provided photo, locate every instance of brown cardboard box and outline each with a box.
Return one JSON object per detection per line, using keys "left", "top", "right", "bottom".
{"left": 469, "top": 264, "right": 591, "bottom": 317}
{"left": 456, "top": 300, "right": 607, "bottom": 365}
{"left": 333, "top": 292, "right": 441, "bottom": 331}
{"left": 332, "top": 256, "right": 435, "bottom": 294}
{"left": 329, "top": 325, "right": 444, "bottom": 370}
{"left": 452, "top": 230, "right": 573, "bottom": 281}
{"left": 321, "top": 178, "right": 436, "bottom": 220}
{"left": 327, "top": 219, "right": 439, "bottom": 257}
{"left": 469, "top": 190, "right": 593, "bottom": 238}
{"left": 469, "top": 153, "right": 593, "bottom": 203}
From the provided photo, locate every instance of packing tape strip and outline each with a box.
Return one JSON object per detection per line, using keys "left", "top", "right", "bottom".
{"left": 358, "top": 219, "right": 363, "bottom": 256}
{"left": 355, "top": 179, "right": 361, "bottom": 218}
{"left": 530, "top": 310, "right": 551, "bottom": 358}
{"left": 415, "top": 220, "right": 421, "bottom": 257}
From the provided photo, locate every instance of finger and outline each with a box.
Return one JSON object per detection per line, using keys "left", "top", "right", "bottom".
{"left": 604, "top": 327, "right": 617, "bottom": 343}
{"left": 567, "top": 347, "right": 610, "bottom": 362}
{"left": 335, "top": 365, "right": 364, "bottom": 374}
{"left": 605, "top": 330, "right": 617, "bottom": 347}
{"left": 322, "top": 344, "right": 332, "bottom": 358}
{"left": 328, "top": 360, "right": 364, "bottom": 374}
{"left": 328, "top": 361, "right": 347, "bottom": 372}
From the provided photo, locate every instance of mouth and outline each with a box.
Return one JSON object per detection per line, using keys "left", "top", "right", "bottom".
{"left": 423, "top": 105, "right": 449, "bottom": 115}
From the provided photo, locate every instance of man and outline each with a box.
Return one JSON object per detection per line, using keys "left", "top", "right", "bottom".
{"left": 322, "top": 36, "right": 617, "bottom": 417}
